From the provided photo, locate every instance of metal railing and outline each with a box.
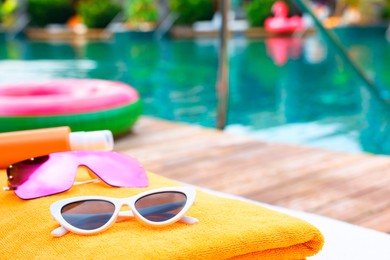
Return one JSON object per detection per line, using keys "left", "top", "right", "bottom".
{"left": 216, "top": 0, "right": 230, "bottom": 130}
{"left": 294, "top": 0, "right": 387, "bottom": 104}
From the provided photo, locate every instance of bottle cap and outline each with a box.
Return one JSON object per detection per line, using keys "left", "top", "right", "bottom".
{"left": 69, "top": 130, "right": 114, "bottom": 151}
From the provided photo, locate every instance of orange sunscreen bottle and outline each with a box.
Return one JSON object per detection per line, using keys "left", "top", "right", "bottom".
{"left": 0, "top": 126, "right": 114, "bottom": 169}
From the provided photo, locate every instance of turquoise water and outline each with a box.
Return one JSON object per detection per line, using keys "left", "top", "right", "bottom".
{"left": 1, "top": 26, "right": 390, "bottom": 155}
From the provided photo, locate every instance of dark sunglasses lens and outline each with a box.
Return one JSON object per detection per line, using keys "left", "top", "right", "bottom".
{"left": 7, "top": 155, "right": 76, "bottom": 199}
{"left": 61, "top": 200, "right": 115, "bottom": 230}
{"left": 135, "top": 192, "right": 187, "bottom": 222}
{"left": 7, "top": 156, "right": 50, "bottom": 189}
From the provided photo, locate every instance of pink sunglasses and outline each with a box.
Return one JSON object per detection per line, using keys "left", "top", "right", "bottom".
{"left": 4, "top": 151, "right": 148, "bottom": 200}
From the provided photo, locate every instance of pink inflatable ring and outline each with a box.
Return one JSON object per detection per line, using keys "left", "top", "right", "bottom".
{"left": 0, "top": 79, "right": 139, "bottom": 116}
{"left": 0, "top": 79, "right": 142, "bottom": 135}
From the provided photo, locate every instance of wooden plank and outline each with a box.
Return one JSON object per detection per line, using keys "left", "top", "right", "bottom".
{"left": 115, "top": 117, "right": 390, "bottom": 233}
{"left": 252, "top": 156, "right": 390, "bottom": 205}
{"left": 355, "top": 205, "right": 390, "bottom": 232}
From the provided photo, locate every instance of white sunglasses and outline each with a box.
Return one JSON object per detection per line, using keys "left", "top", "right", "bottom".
{"left": 50, "top": 187, "right": 198, "bottom": 237}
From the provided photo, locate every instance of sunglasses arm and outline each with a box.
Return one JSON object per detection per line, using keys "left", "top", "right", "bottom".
{"left": 74, "top": 179, "right": 100, "bottom": 185}
{"left": 176, "top": 215, "right": 198, "bottom": 224}
{"left": 51, "top": 226, "right": 70, "bottom": 237}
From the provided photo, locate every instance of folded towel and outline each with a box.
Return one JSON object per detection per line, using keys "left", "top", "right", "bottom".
{"left": 0, "top": 169, "right": 324, "bottom": 259}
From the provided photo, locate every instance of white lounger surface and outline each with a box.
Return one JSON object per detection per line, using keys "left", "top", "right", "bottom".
{"left": 201, "top": 187, "right": 390, "bottom": 260}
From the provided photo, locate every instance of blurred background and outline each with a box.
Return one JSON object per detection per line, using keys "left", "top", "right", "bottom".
{"left": 2, "top": 0, "right": 390, "bottom": 155}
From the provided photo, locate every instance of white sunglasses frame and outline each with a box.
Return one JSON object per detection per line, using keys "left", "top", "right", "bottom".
{"left": 50, "top": 186, "right": 198, "bottom": 237}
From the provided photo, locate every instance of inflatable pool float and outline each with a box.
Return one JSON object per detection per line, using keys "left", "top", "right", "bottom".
{"left": 0, "top": 79, "right": 142, "bottom": 135}
{"left": 264, "top": 1, "right": 304, "bottom": 34}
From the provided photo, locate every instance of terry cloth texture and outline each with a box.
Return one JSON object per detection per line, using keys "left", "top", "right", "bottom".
{"left": 0, "top": 169, "right": 324, "bottom": 259}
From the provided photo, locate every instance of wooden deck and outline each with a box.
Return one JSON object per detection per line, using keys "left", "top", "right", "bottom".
{"left": 115, "top": 116, "right": 390, "bottom": 233}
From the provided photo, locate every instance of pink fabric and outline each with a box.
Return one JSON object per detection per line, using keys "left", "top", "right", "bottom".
{"left": 0, "top": 79, "right": 139, "bottom": 116}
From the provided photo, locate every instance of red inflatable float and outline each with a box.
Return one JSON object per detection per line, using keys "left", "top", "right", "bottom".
{"left": 265, "top": 1, "right": 304, "bottom": 34}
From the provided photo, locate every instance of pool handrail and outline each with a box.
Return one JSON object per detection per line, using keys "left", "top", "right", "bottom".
{"left": 293, "top": 0, "right": 388, "bottom": 105}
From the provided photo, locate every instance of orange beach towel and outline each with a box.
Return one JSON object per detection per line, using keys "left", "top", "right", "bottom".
{"left": 0, "top": 170, "right": 324, "bottom": 259}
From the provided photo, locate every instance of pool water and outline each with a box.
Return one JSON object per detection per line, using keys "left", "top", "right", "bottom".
{"left": 1, "top": 26, "right": 390, "bottom": 155}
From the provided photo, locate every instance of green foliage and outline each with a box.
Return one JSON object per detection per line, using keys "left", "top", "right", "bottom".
{"left": 244, "top": 0, "right": 276, "bottom": 27}
{"left": 383, "top": 0, "right": 390, "bottom": 19}
{"left": 126, "top": 0, "right": 158, "bottom": 23}
{"left": 0, "top": 2, "right": 3, "bottom": 23}
{"left": 2, "top": 0, "right": 17, "bottom": 14}
{"left": 1, "top": 0, "right": 18, "bottom": 25}
{"left": 77, "top": 0, "right": 122, "bottom": 28}
{"left": 169, "top": 0, "right": 214, "bottom": 25}
{"left": 345, "top": 0, "right": 359, "bottom": 6}
{"left": 27, "top": 0, "right": 74, "bottom": 27}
